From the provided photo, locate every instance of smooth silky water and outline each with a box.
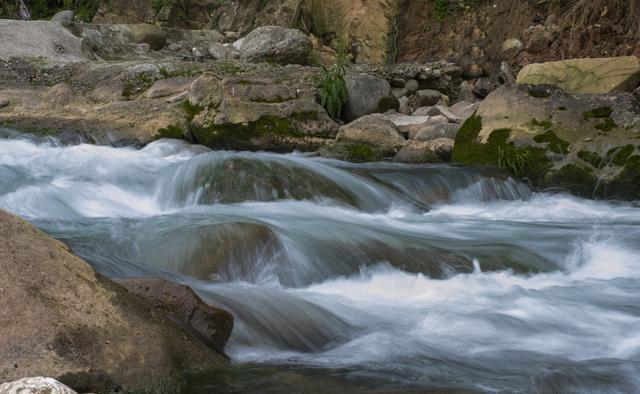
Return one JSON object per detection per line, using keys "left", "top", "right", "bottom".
{"left": 2, "top": 129, "right": 640, "bottom": 393}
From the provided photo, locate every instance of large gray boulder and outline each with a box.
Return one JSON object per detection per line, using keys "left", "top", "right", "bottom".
{"left": 343, "top": 73, "right": 392, "bottom": 121}
{"left": 0, "top": 210, "right": 226, "bottom": 393}
{"left": 0, "top": 378, "right": 77, "bottom": 394}
{"left": 239, "top": 26, "right": 311, "bottom": 65}
{"left": 336, "top": 115, "right": 405, "bottom": 155}
{"left": 50, "top": 10, "right": 75, "bottom": 27}
{"left": 0, "top": 20, "right": 91, "bottom": 62}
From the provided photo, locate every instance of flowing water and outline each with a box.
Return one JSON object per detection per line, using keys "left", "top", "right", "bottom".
{"left": 2, "top": 129, "right": 640, "bottom": 393}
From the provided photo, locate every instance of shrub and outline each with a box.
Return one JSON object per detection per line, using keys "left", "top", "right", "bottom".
{"left": 317, "top": 41, "right": 349, "bottom": 120}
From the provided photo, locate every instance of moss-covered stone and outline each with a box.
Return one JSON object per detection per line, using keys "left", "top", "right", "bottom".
{"left": 452, "top": 115, "right": 551, "bottom": 182}
{"left": 607, "top": 145, "right": 636, "bottom": 166}
{"left": 346, "top": 143, "right": 378, "bottom": 162}
{"left": 545, "top": 164, "right": 599, "bottom": 197}
{"left": 583, "top": 106, "right": 613, "bottom": 119}
{"left": 577, "top": 150, "right": 606, "bottom": 169}
{"left": 181, "top": 101, "right": 204, "bottom": 121}
{"left": 533, "top": 130, "right": 571, "bottom": 154}
{"left": 595, "top": 117, "right": 617, "bottom": 132}
{"left": 376, "top": 96, "right": 400, "bottom": 113}
{"left": 156, "top": 124, "right": 185, "bottom": 140}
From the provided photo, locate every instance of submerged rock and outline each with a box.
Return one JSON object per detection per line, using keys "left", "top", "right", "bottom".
{"left": 0, "top": 210, "right": 226, "bottom": 393}
{"left": 0, "top": 377, "right": 76, "bottom": 394}
{"left": 116, "top": 278, "right": 234, "bottom": 354}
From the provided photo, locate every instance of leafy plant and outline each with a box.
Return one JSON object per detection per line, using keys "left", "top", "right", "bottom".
{"left": 317, "top": 41, "right": 349, "bottom": 120}
{"left": 498, "top": 145, "right": 532, "bottom": 175}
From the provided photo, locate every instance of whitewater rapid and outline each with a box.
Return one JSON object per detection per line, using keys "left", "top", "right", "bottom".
{"left": 2, "top": 129, "right": 640, "bottom": 393}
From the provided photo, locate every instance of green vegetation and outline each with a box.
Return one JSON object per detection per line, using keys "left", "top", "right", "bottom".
{"left": 545, "top": 164, "right": 598, "bottom": 197}
{"left": 583, "top": 106, "right": 617, "bottom": 132}
{"left": 1, "top": 0, "right": 99, "bottom": 21}
{"left": 577, "top": 150, "right": 606, "bottom": 169}
{"left": 607, "top": 145, "right": 635, "bottom": 166}
{"left": 156, "top": 125, "right": 185, "bottom": 140}
{"left": 181, "top": 101, "right": 203, "bottom": 121}
{"left": 497, "top": 145, "right": 531, "bottom": 175}
{"left": 346, "top": 143, "right": 377, "bottom": 162}
{"left": 317, "top": 41, "right": 349, "bottom": 120}
{"left": 531, "top": 118, "right": 553, "bottom": 130}
{"left": 452, "top": 115, "right": 551, "bottom": 182}
{"left": 429, "top": 0, "right": 485, "bottom": 21}
{"left": 533, "top": 130, "right": 571, "bottom": 154}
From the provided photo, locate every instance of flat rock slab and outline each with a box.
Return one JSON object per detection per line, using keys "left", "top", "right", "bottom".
{"left": 517, "top": 56, "right": 640, "bottom": 94}
{"left": 0, "top": 20, "right": 90, "bottom": 62}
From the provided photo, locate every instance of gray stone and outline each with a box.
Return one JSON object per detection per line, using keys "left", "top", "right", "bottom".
{"left": 412, "top": 105, "right": 461, "bottom": 123}
{"left": 344, "top": 73, "right": 392, "bottom": 121}
{"left": 414, "top": 89, "right": 442, "bottom": 107}
{"left": 146, "top": 77, "right": 197, "bottom": 99}
{"left": 50, "top": 10, "right": 74, "bottom": 27}
{"left": 88, "top": 84, "right": 124, "bottom": 103}
{"left": 398, "top": 96, "right": 411, "bottom": 115}
{"left": 449, "top": 101, "right": 480, "bottom": 122}
{"left": 239, "top": 26, "right": 311, "bottom": 65}
{"left": 336, "top": 115, "right": 405, "bottom": 153}
{"left": 0, "top": 99, "right": 9, "bottom": 109}
{"left": 414, "top": 123, "right": 461, "bottom": 141}
{"left": 0, "top": 377, "right": 77, "bottom": 394}
{"left": 393, "top": 140, "right": 442, "bottom": 164}
{"left": 405, "top": 79, "right": 419, "bottom": 95}
{"left": 458, "top": 81, "right": 477, "bottom": 103}
{"left": 208, "top": 42, "right": 241, "bottom": 60}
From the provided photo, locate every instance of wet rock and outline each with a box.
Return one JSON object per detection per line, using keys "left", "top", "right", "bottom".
{"left": 517, "top": 56, "right": 640, "bottom": 94}
{"left": 0, "top": 210, "right": 226, "bottom": 393}
{"left": 239, "top": 26, "right": 311, "bottom": 65}
{"left": 0, "top": 377, "right": 76, "bottom": 394}
{"left": 344, "top": 73, "right": 392, "bottom": 121}
{"left": 116, "top": 278, "right": 234, "bottom": 354}
{"left": 145, "top": 76, "right": 196, "bottom": 99}
{"left": 395, "top": 138, "right": 454, "bottom": 163}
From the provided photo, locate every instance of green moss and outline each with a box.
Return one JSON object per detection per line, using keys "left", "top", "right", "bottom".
{"left": 583, "top": 106, "right": 613, "bottom": 119}
{"left": 595, "top": 117, "right": 617, "bottom": 132}
{"left": 607, "top": 145, "right": 635, "bottom": 166}
{"left": 533, "top": 130, "right": 571, "bottom": 154}
{"left": 452, "top": 116, "right": 551, "bottom": 182}
{"left": 191, "top": 115, "right": 306, "bottom": 151}
{"left": 123, "top": 73, "right": 155, "bottom": 100}
{"left": 531, "top": 118, "right": 553, "bottom": 130}
{"left": 376, "top": 96, "right": 400, "bottom": 113}
{"left": 545, "top": 164, "right": 599, "bottom": 197}
{"left": 346, "top": 143, "right": 377, "bottom": 162}
{"left": 181, "top": 101, "right": 203, "bottom": 121}
{"left": 156, "top": 125, "right": 185, "bottom": 140}
{"left": 577, "top": 150, "right": 606, "bottom": 169}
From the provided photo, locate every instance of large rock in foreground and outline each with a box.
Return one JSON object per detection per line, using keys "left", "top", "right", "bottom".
{"left": 452, "top": 84, "right": 640, "bottom": 200}
{"left": 116, "top": 278, "right": 234, "bottom": 354}
{"left": 517, "top": 56, "right": 640, "bottom": 94}
{"left": 239, "top": 26, "right": 311, "bottom": 65}
{"left": 0, "top": 210, "right": 226, "bottom": 393}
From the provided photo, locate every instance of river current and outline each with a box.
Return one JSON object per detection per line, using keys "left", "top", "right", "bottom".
{"left": 2, "top": 129, "right": 640, "bottom": 393}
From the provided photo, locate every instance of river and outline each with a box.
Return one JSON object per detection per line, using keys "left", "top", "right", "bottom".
{"left": 2, "top": 129, "right": 640, "bottom": 393}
